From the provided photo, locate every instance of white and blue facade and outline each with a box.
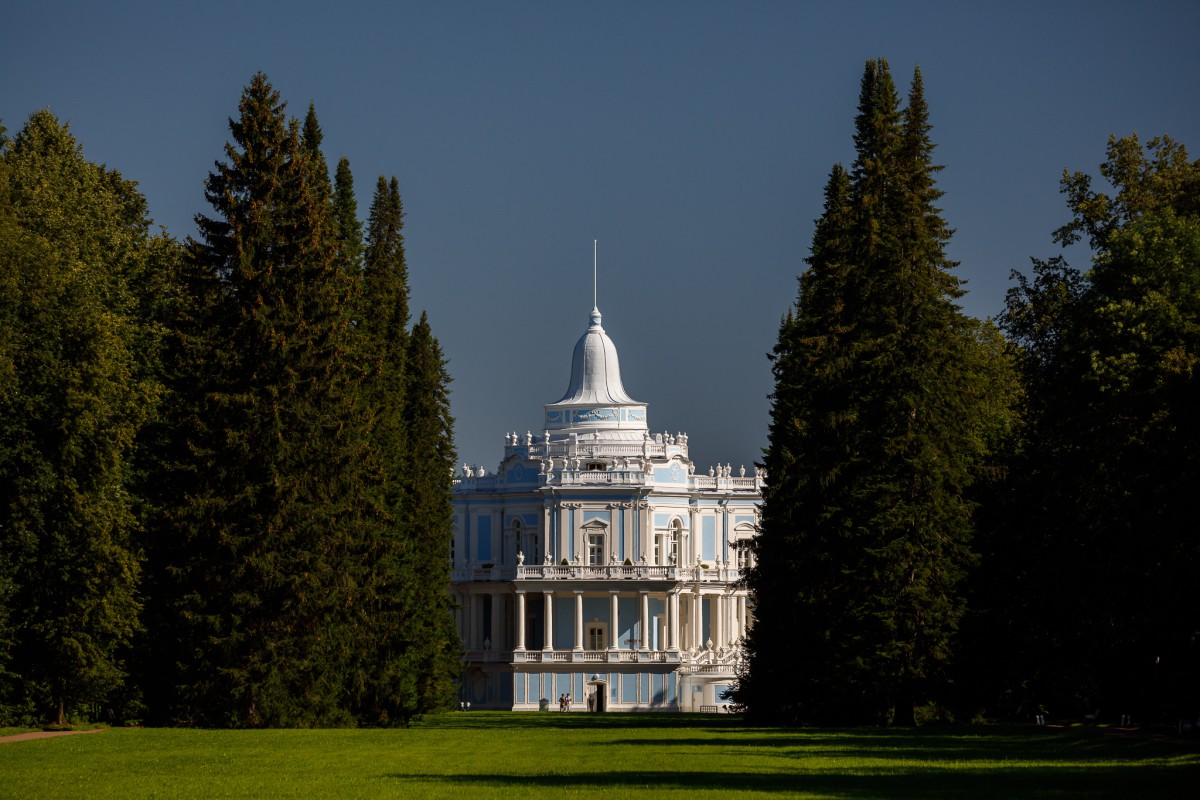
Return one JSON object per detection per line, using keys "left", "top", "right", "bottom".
{"left": 451, "top": 305, "right": 761, "bottom": 712}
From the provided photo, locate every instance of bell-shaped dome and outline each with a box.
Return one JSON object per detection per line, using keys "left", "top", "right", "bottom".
{"left": 544, "top": 306, "right": 648, "bottom": 433}
{"left": 554, "top": 307, "right": 639, "bottom": 405}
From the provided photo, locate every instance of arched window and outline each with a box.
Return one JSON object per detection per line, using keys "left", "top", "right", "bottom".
{"left": 668, "top": 518, "right": 682, "bottom": 565}
{"left": 656, "top": 518, "right": 682, "bottom": 565}
{"left": 733, "top": 522, "right": 756, "bottom": 570}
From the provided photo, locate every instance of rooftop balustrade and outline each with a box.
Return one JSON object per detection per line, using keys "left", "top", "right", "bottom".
{"left": 466, "top": 647, "right": 684, "bottom": 665}
{"left": 451, "top": 564, "right": 744, "bottom": 583}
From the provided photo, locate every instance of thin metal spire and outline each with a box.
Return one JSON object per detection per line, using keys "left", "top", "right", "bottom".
{"left": 593, "top": 239, "right": 598, "bottom": 311}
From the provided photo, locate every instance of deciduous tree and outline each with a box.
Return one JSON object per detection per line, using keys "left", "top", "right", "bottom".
{"left": 995, "top": 134, "right": 1200, "bottom": 719}
{"left": 0, "top": 112, "right": 155, "bottom": 724}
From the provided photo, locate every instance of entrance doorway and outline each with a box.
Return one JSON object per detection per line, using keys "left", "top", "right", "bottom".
{"left": 588, "top": 681, "right": 607, "bottom": 712}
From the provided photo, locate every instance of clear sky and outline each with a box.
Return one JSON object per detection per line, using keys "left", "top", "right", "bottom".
{"left": 4, "top": 1, "right": 1198, "bottom": 472}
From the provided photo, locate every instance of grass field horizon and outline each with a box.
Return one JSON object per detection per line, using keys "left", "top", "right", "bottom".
{"left": 3, "top": 713, "right": 1198, "bottom": 799}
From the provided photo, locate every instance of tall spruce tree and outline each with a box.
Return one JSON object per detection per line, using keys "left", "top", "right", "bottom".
{"left": 740, "top": 61, "right": 999, "bottom": 725}
{"left": 403, "top": 312, "right": 460, "bottom": 714}
{"left": 332, "top": 158, "right": 363, "bottom": 274}
{"left": 355, "top": 174, "right": 417, "bottom": 722}
{"left": 0, "top": 112, "right": 155, "bottom": 724}
{"left": 169, "top": 75, "right": 375, "bottom": 726}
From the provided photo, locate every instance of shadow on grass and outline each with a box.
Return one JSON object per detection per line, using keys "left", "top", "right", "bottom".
{"left": 387, "top": 764, "right": 1199, "bottom": 798}
{"left": 601, "top": 729, "right": 1186, "bottom": 763}
{"left": 413, "top": 712, "right": 742, "bottom": 730}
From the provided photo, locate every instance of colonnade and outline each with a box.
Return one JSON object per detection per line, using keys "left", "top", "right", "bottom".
{"left": 458, "top": 585, "right": 751, "bottom": 655}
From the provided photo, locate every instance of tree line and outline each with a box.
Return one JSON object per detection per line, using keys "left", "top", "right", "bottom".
{"left": 740, "top": 59, "right": 1199, "bottom": 726}
{"left": 2, "top": 63, "right": 1195, "bottom": 729}
{"left": 0, "top": 73, "right": 459, "bottom": 727}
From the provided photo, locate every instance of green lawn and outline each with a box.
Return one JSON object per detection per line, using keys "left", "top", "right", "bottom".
{"left": 2, "top": 713, "right": 1196, "bottom": 799}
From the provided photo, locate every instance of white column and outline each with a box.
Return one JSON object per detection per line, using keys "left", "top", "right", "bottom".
{"left": 558, "top": 507, "right": 568, "bottom": 564}
{"left": 515, "top": 591, "right": 527, "bottom": 652}
{"left": 609, "top": 591, "right": 620, "bottom": 651}
{"left": 738, "top": 594, "right": 747, "bottom": 640}
{"left": 543, "top": 504, "right": 552, "bottom": 565}
{"left": 490, "top": 591, "right": 502, "bottom": 652}
{"left": 672, "top": 592, "right": 681, "bottom": 652}
{"left": 694, "top": 591, "right": 703, "bottom": 647}
{"left": 573, "top": 591, "right": 584, "bottom": 652}
{"left": 687, "top": 508, "right": 697, "bottom": 565}
{"left": 727, "top": 591, "right": 736, "bottom": 645}
{"left": 714, "top": 593, "right": 724, "bottom": 649}
{"left": 543, "top": 591, "right": 554, "bottom": 652}
{"left": 639, "top": 591, "right": 650, "bottom": 652}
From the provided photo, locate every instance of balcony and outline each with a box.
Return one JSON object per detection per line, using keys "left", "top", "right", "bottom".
{"left": 451, "top": 564, "right": 744, "bottom": 583}
{"left": 466, "top": 648, "right": 682, "bottom": 665}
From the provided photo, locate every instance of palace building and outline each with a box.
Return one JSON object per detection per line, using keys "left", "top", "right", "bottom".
{"left": 451, "top": 302, "right": 761, "bottom": 711}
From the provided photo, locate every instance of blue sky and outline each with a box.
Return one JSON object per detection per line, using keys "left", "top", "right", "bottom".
{"left": 4, "top": 1, "right": 1198, "bottom": 471}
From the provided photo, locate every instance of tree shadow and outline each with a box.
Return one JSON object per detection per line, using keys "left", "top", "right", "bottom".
{"left": 413, "top": 712, "right": 742, "bottom": 731}
{"left": 386, "top": 764, "right": 1198, "bottom": 798}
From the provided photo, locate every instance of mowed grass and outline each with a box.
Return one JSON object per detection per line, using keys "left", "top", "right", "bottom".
{"left": 2, "top": 713, "right": 1197, "bottom": 799}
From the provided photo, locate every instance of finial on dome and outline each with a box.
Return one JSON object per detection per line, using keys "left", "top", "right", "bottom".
{"left": 590, "top": 239, "right": 603, "bottom": 327}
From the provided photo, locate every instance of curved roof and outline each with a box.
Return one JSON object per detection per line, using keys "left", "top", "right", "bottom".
{"left": 551, "top": 307, "right": 642, "bottom": 406}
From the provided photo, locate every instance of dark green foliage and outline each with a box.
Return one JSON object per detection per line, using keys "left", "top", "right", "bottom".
{"left": 165, "top": 76, "right": 379, "bottom": 726}
{"left": 332, "top": 158, "right": 363, "bottom": 273}
{"left": 989, "top": 135, "right": 1200, "bottom": 720}
{"left": 354, "top": 175, "right": 459, "bottom": 723}
{"left": 1, "top": 77, "right": 459, "bottom": 729}
{"left": 403, "top": 313, "right": 461, "bottom": 714}
{"left": 0, "top": 112, "right": 156, "bottom": 724}
{"left": 132, "top": 76, "right": 462, "bottom": 727}
{"left": 355, "top": 174, "right": 415, "bottom": 722}
{"left": 740, "top": 61, "right": 1008, "bottom": 725}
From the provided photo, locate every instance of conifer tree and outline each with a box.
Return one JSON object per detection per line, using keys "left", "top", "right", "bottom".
{"left": 741, "top": 61, "right": 998, "bottom": 725}
{"left": 404, "top": 312, "right": 461, "bottom": 714}
{"left": 170, "top": 75, "right": 373, "bottom": 726}
{"left": 353, "top": 174, "right": 416, "bottom": 722}
{"left": 332, "top": 158, "right": 363, "bottom": 273}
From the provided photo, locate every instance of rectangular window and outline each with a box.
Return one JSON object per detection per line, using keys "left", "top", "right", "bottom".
{"left": 588, "top": 534, "right": 604, "bottom": 566}
{"left": 586, "top": 623, "right": 606, "bottom": 651}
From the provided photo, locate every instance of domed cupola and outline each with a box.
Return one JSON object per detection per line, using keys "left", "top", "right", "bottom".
{"left": 544, "top": 306, "right": 648, "bottom": 435}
